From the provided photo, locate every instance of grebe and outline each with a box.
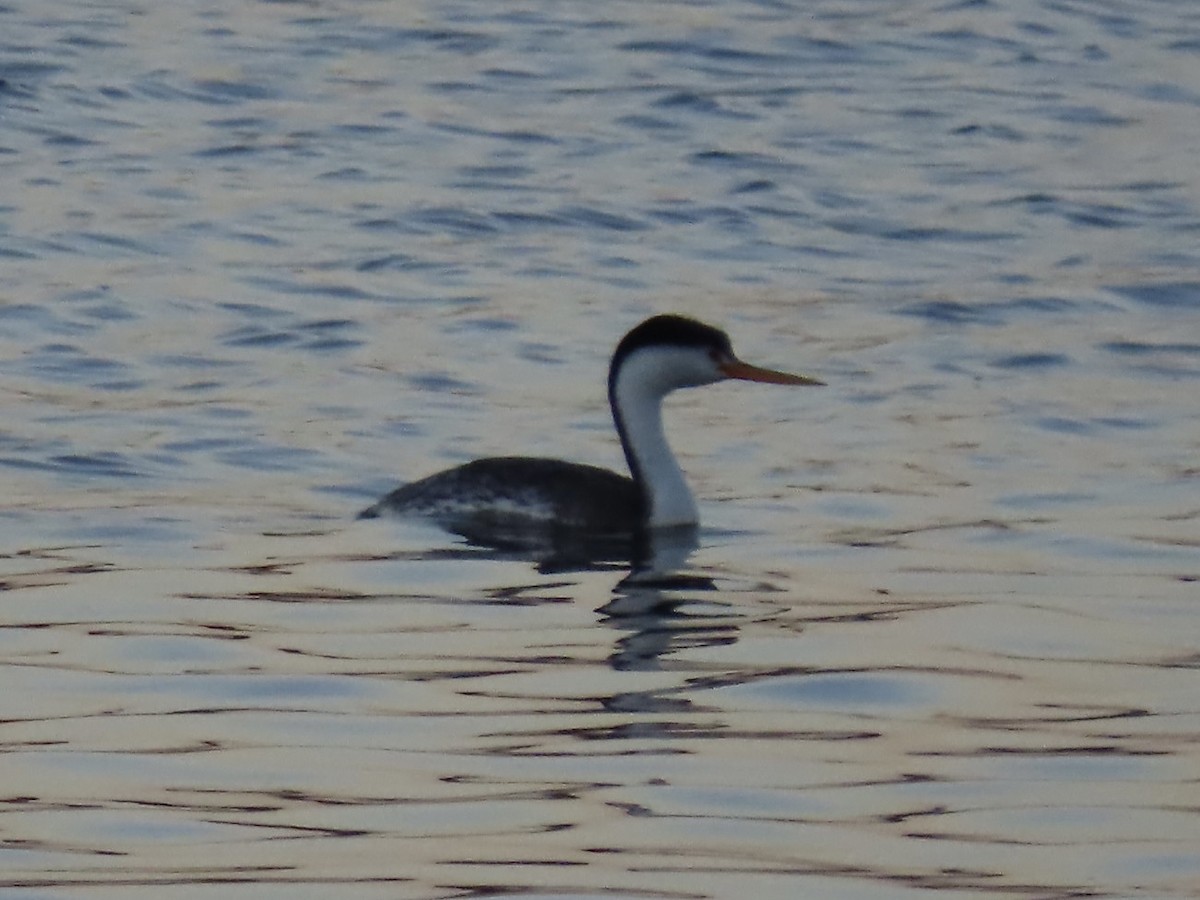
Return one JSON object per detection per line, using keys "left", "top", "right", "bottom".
{"left": 359, "top": 314, "right": 823, "bottom": 535}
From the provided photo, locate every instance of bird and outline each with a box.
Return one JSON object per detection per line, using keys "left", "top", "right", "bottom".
{"left": 359, "top": 314, "right": 823, "bottom": 539}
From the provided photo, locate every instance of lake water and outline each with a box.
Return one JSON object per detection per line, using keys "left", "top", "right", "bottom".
{"left": 1, "top": 1, "right": 1198, "bottom": 898}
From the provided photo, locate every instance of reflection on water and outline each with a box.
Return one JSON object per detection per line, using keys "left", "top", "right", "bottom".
{"left": 605, "top": 527, "right": 729, "bottom": 673}
{"left": 4, "top": 520, "right": 1196, "bottom": 898}
{"left": 3, "top": 0, "right": 1200, "bottom": 897}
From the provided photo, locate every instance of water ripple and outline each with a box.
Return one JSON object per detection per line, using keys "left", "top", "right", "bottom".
{"left": 2, "top": 2, "right": 1198, "bottom": 897}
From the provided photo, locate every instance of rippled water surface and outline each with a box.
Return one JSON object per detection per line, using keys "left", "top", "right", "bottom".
{"left": 2, "top": 1, "right": 1198, "bottom": 898}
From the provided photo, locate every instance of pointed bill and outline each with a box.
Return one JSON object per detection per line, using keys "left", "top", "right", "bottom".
{"left": 720, "top": 359, "right": 825, "bottom": 386}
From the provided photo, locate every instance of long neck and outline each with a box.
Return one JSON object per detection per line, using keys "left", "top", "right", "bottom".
{"left": 609, "top": 355, "right": 698, "bottom": 528}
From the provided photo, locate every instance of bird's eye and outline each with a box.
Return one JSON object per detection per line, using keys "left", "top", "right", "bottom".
{"left": 709, "top": 348, "right": 734, "bottom": 370}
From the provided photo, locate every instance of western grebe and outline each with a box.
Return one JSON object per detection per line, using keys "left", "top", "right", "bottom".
{"left": 359, "top": 314, "right": 823, "bottom": 535}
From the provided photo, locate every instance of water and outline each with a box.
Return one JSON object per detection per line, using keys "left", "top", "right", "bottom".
{"left": 2, "top": 1, "right": 1198, "bottom": 897}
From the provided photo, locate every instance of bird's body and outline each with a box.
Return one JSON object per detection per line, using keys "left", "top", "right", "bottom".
{"left": 359, "top": 315, "right": 822, "bottom": 537}
{"left": 360, "top": 457, "right": 640, "bottom": 533}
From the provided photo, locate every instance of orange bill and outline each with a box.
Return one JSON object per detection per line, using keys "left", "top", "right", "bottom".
{"left": 720, "top": 359, "right": 825, "bottom": 386}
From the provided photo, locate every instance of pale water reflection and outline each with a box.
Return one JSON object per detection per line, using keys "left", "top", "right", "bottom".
{"left": 3, "top": 0, "right": 1200, "bottom": 897}
{"left": 3, "top": 512, "right": 1196, "bottom": 898}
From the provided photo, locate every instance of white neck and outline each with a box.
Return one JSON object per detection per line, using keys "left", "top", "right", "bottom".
{"left": 611, "top": 351, "right": 701, "bottom": 528}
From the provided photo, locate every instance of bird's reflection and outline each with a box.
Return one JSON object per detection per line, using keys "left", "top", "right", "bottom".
{"left": 624, "top": 525, "right": 712, "bottom": 587}
{"left": 423, "top": 515, "right": 708, "bottom": 579}
{"left": 599, "top": 527, "right": 744, "bottom": 673}
{"left": 403, "top": 519, "right": 751, "bottom": 673}
{"left": 430, "top": 515, "right": 640, "bottom": 575}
